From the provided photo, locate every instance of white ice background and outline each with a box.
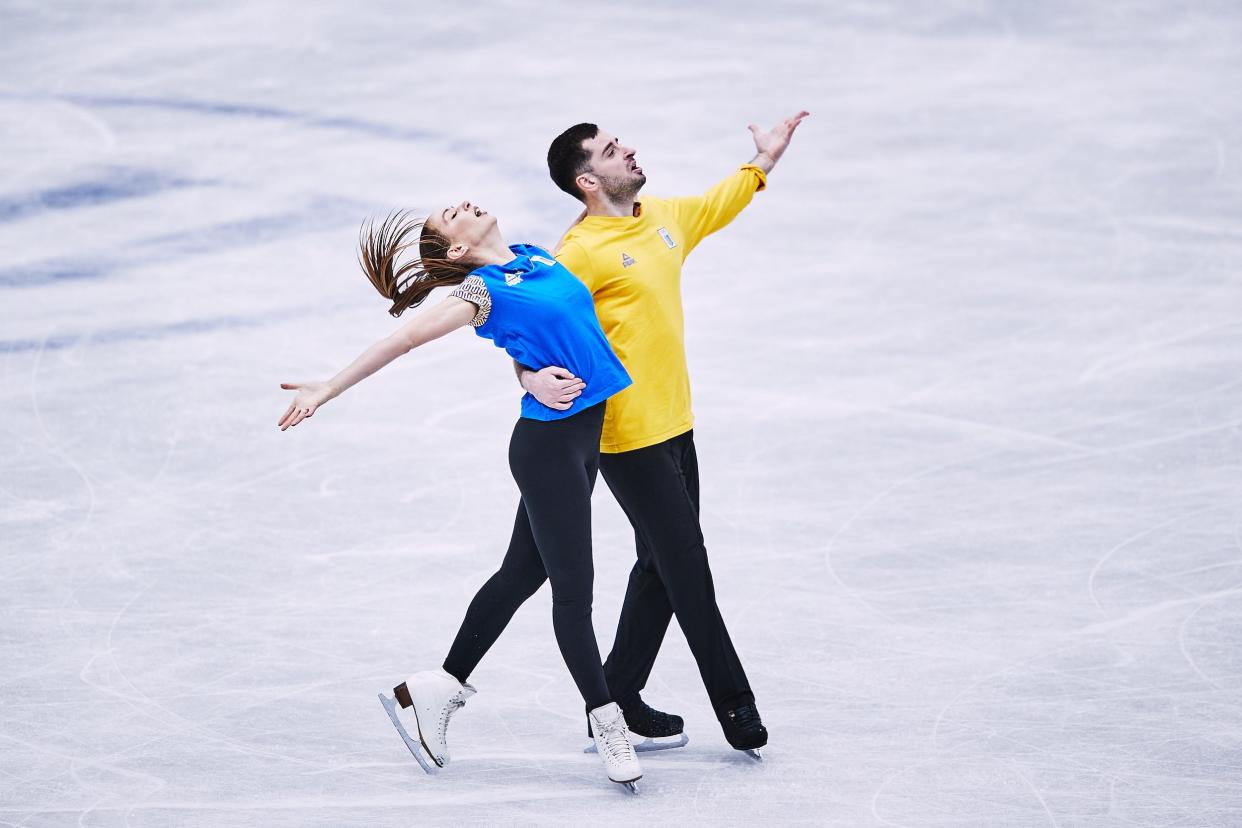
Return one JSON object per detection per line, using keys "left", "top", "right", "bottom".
{"left": 2, "top": 1, "right": 1241, "bottom": 825}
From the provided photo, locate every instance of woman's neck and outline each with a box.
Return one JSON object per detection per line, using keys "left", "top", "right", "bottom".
{"left": 470, "top": 238, "right": 518, "bottom": 267}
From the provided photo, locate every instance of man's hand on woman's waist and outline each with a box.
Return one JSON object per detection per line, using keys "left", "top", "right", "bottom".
{"left": 515, "top": 361, "right": 586, "bottom": 411}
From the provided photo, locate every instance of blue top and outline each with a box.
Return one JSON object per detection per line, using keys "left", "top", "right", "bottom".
{"left": 448, "top": 244, "right": 632, "bottom": 421}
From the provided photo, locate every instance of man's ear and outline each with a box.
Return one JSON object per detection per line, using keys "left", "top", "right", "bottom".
{"left": 575, "top": 172, "right": 597, "bottom": 195}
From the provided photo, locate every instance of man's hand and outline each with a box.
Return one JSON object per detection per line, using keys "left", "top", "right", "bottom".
{"left": 553, "top": 208, "right": 588, "bottom": 253}
{"left": 748, "top": 110, "right": 809, "bottom": 173}
{"left": 520, "top": 366, "right": 586, "bottom": 410}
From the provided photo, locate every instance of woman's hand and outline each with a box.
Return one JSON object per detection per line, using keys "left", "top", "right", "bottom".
{"left": 278, "top": 381, "right": 334, "bottom": 430}
{"left": 275, "top": 297, "right": 475, "bottom": 433}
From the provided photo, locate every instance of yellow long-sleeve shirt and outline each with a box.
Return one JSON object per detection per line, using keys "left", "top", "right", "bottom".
{"left": 555, "top": 164, "right": 767, "bottom": 453}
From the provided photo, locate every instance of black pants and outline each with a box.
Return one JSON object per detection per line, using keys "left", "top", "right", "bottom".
{"left": 442, "top": 402, "right": 611, "bottom": 710}
{"left": 600, "top": 430, "right": 752, "bottom": 713}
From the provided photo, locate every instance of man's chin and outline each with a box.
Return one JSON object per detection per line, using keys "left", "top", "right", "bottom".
{"left": 603, "top": 174, "right": 645, "bottom": 201}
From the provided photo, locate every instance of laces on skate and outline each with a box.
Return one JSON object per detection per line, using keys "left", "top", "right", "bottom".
{"left": 438, "top": 693, "right": 468, "bottom": 746}
{"left": 596, "top": 714, "right": 634, "bottom": 763}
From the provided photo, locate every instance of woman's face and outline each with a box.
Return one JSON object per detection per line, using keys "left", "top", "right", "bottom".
{"left": 427, "top": 200, "right": 497, "bottom": 258}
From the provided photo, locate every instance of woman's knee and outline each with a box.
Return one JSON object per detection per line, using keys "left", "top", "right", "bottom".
{"left": 493, "top": 561, "right": 547, "bottom": 599}
{"left": 548, "top": 577, "right": 594, "bottom": 612}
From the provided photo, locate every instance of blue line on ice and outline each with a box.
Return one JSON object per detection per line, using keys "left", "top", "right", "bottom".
{"left": 0, "top": 167, "right": 202, "bottom": 224}
{"left": 0, "top": 310, "right": 291, "bottom": 354}
{"left": 0, "top": 196, "right": 364, "bottom": 288}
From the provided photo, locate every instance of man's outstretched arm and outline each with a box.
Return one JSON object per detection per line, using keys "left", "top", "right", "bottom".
{"left": 669, "top": 110, "right": 809, "bottom": 252}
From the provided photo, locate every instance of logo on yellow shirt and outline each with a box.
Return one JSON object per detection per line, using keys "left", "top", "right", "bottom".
{"left": 657, "top": 227, "right": 677, "bottom": 249}
{"left": 621, "top": 253, "right": 636, "bottom": 268}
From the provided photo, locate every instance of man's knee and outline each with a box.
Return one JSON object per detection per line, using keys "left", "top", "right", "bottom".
{"left": 648, "top": 529, "right": 709, "bottom": 568}
{"left": 631, "top": 554, "right": 660, "bottom": 578}
{"left": 633, "top": 498, "right": 704, "bottom": 565}
{"left": 648, "top": 539, "right": 718, "bottom": 599}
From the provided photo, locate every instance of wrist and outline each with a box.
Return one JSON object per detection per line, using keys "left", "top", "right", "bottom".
{"left": 751, "top": 150, "right": 777, "bottom": 173}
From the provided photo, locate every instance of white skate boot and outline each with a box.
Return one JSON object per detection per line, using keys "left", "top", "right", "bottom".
{"left": 588, "top": 702, "right": 643, "bottom": 793}
{"left": 378, "top": 668, "right": 476, "bottom": 773}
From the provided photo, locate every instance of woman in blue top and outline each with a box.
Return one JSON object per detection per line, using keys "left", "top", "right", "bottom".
{"left": 277, "top": 202, "right": 643, "bottom": 790}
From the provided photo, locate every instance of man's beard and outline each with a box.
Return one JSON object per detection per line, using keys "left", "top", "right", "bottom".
{"left": 598, "top": 171, "right": 646, "bottom": 203}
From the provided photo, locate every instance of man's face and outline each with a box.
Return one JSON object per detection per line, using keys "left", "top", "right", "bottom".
{"left": 581, "top": 131, "right": 646, "bottom": 199}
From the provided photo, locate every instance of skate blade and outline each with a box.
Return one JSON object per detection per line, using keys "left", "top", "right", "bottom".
{"left": 743, "top": 747, "right": 763, "bottom": 761}
{"left": 583, "top": 732, "right": 688, "bottom": 754}
{"left": 379, "top": 693, "right": 438, "bottom": 775}
{"left": 620, "top": 780, "right": 640, "bottom": 794}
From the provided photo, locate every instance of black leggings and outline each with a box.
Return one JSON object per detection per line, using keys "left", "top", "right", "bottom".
{"left": 601, "top": 430, "right": 752, "bottom": 712}
{"left": 441, "top": 401, "right": 611, "bottom": 710}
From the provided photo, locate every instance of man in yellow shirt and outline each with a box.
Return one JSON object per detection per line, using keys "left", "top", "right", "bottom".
{"left": 518, "top": 112, "right": 807, "bottom": 757}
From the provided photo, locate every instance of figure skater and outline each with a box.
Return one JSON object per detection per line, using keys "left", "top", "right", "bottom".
{"left": 277, "top": 203, "right": 642, "bottom": 790}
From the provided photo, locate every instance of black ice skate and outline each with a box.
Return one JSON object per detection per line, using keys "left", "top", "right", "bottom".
{"left": 718, "top": 701, "right": 767, "bottom": 760}
{"left": 583, "top": 694, "right": 688, "bottom": 754}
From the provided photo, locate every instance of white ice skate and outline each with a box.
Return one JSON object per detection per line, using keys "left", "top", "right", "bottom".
{"left": 378, "top": 668, "right": 476, "bottom": 773}
{"left": 588, "top": 702, "right": 643, "bottom": 793}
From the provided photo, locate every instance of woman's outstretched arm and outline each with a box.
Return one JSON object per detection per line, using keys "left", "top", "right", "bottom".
{"left": 278, "top": 297, "right": 477, "bottom": 431}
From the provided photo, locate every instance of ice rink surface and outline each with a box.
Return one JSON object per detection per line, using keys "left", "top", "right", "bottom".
{"left": 3, "top": 1, "right": 1242, "bottom": 824}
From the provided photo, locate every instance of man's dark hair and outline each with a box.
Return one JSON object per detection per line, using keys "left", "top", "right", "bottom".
{"left": 547, "top": 123, "right": 599, "bottom": 202}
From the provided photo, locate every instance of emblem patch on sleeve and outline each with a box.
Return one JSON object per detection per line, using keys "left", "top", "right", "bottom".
{"left": 657, "top": 227, "right": 677, "bottom": 249}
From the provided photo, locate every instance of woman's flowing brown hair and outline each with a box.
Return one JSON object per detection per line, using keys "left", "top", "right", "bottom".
{"left": 359, "top": 210, "right": 475, "bottom": 317}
